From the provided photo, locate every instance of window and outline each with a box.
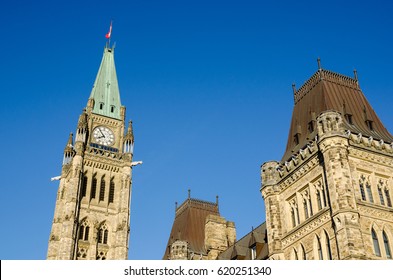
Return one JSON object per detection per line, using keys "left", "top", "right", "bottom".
{"left": 300, "top": 244, "right": 306, "bottom": 260}
{"left": 81, "top": 175, "right": 88, "bottom": 197}
{"left": 383, "top": 231, "right": 391, "bottom": 259}
{"left": 372, "top": 229, "right": 381, "bottom": 257}
{"left": 385, "top": 189, "right": 392, "bottom": 207}
{"left": 378, "top": 188, "right": 385, "bottom": 206}
{"left": 345, "top": 114, "right": 353, "bottom": 125}
{"left": 109, "top": 180, "right": 115, "bottom": 203}
{"left": 359, "top": 181, "right": 366, "bottom": 201}
{"left": 324, "top": 231, "right": 332, "bottom": 260}
{"left": 294, "top": 133, "right": 300, "bottom": 146}
{"left": 366, "top": 183, "right": 374, "bottom": 203}
{"left": 291, "top": 208, "right": 296, "bottom": 227}
{"left": 317, "top": 236, "right": 323, "bottom": 260}
{"left": 98, "top": 224, "right": 109, "bottom": 245}
{"left": 99, "top": 177, "right": 105, "bottom": 202}
{"left": 293, "top": 248, "right": 298, "bottom": 260}
{"left": 308, "top": 121, "right": 314, "bottom": 133}
{"left": 366, "top": 120, "right": 374, "bottom": 131}
{"left": 79, "top": 221, "right": 90, "bottom": 241}
{"left": 91, "top": 176, "right": 97, "bottom": 199}
{"left": 317, "top": 191, "right": 322, "bottom": 210}
{"left": 251, "top": 245, "right": 257, "bottom": 260}
{"left": 303, "top": 200, "right": 309, "bottom": 219}
{"left": 110, "top": 106, "right": 115, "bottom": 113}
{"left": 99, "top": 103, "right": 104, "bottom": 110}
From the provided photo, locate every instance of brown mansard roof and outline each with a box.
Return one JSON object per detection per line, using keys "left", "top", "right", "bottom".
{"left": 163, "top": 197, "right": 219, "bottom": 259}
{"left": 282, "top": 67, "right": 393, "bottom": 161}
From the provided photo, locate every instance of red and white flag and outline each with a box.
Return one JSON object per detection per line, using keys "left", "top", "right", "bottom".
{"left": 105, "top": 21, "right": 112, "bottom": 39}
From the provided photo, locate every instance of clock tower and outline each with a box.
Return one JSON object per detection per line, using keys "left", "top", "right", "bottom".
{"left": 47, "top": 45, "right": 137, "bottom": 260}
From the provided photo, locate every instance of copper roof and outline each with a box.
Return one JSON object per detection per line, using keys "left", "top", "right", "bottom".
{"left": 282, "top": 68, "right": 393, "bottom": 161}
{"left": 163, "top": 197, "right": 219, "bottom": 259}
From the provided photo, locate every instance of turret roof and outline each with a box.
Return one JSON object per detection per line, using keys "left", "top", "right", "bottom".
{"left": 282, "top": 67, "right": 393, "bottom": 161}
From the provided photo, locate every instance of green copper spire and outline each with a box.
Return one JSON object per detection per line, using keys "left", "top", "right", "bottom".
{"left": 89, "top": 46, "right": 122, "bottom": 119}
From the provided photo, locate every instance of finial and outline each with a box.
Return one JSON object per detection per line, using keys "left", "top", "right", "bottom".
{"left": 353, "top": 69, "right": 358, "bottom": 81}
{"left": 188, "top": 189, "right": 191, "bottom": 199}
{"left": 175, "top": 201, "right": 178, "bottom": 212}
{"left": 317, "top": 57, "right": 322, "bottom": 70}
{"left": 216, "top": 195, "right": 219, "bottom": 205}
{"left": 292, "top": 83, "right": 296, "bottom": 94}
{"left": 66, "top": 132, "right": 73, "bottom": 147}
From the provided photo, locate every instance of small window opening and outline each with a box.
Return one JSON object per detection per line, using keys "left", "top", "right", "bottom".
{"left": 366, "top": 120, "right": 374, "bottom": 131}
{"left": 99, "top": 103, "right": 104, "bottom": 110}
{"left": 308, "top": 121, "right": 314, "bottom": 133}
{"left": 110, "top": 106, "right": 115, "bottom": 113}
{"left": 294, "top": 133, "right": 300, "bottom": 146}
{"left": 345, "top": 114, "right": 353, "bottom": 125}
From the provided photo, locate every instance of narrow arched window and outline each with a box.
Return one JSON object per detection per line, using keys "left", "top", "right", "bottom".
{"left": 324, "top": 231, "right": 332, "bottom": 260}
{"left": 293, "top": 248, "right": 298, "bottom": 260}
{"left": 383, "top": 231, "right": 391, "bottom": 259}
{"left": 79, "top": 225, "right": 84, "bottom": 240}
{"left": 99, "top": 176, "right": 105, "bottom": 202}
{"left": 97, "top": 228, "right": 103, "bottom": 243}
{"left": 317, "top": 191, "right": 322, "bottom": 210}
{"left": 303, "top": 200, "right": 309, "bottom": 219}
{"left": 91, "top": 176, "right": 97, "bottom": 200}
{"left": 366, "top": 183, "right": 374, "bottom": 203}
{"left": 378, "top": 188, "right": 385, "bottom": 206}
{"left": 301, "top": 244, "right": 306, "bottom": 260}
{"left": 321, "top": 188, "right": 327, "bottom": 207}
{"left": 109, "top": 179, "right": 115, "bottom": 203}
{"left": 81, "top": 175, "right": 88, "bottom": 197}
{"left": 103, "top": 230, "right": 109, "bottom": 244}
{"left": 359, "top": 182, "right": 366, "bottom": 201}
{"left": 84, "top": 226, "right": 90, "bottom": 241}
{"left": 317, "top": 236, "right": 323, "bottom": 260}
{"left": 385, "top": 189, "right": 392, "bottom": 207}
{"left": 291, "top": 208, "right": 296, "bottom": 227}
{"left": 372, "top": 229, "right": 381, "bottom": 257}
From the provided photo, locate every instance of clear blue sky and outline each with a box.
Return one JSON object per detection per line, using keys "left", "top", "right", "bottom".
{"left": 1, "top": 0, "right": 393, "bottom": 260}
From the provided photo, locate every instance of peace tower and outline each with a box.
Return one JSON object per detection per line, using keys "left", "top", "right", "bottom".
{"left": 47, "top": 45, "right": 137, "bottom": 260}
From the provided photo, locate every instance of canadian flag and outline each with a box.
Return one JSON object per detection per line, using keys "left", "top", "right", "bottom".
{"left": 105, "top": 21, "right": 112, "bottom": 39}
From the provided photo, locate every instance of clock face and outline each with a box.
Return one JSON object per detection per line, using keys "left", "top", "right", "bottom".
{"left": 92, "top": 126, "right": 115, "bottom": 146}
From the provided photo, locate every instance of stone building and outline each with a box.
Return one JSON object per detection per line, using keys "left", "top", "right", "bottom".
{"left": 47, "top": 45, "right": 138, "bottom": 260}
{"left": 163, "top": 191, "right": 236, "bottom": 260}
{"left": 261, "top": 62, "right": 393, "bottom": 260}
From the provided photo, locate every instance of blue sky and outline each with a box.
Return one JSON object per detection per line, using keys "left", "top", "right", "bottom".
{"left": 1, "top": 0, "right": 393, "bottom": 260}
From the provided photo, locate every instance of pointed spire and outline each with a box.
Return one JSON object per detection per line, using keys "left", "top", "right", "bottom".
{"left": 89, "top": 46, "right": 122, "bottom": 120}
{"left": 123, "top": 121, "right": 134, "bottom": 154}
{"left": 63, "top": 133, "right": 75, "bottom": 165}
{"left": 75, "top": 109, "right": 88, "bottom": 143}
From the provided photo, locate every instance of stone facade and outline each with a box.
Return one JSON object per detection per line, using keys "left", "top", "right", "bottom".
{"left": 260, "top": 67, "right": 393, "bottom": 260}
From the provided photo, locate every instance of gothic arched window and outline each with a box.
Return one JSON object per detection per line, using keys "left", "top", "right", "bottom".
{"left": 79, "top": 220, "right": 90, "bottom": 241}
{"left": 98, "top": 224, "right": 109, "bottom": 245}
{"left": 372, "top": 229, "right": 381, "bottom": 257}
{"left": 317, "top": 236, "right": 323, "bottom": 260}
{"left": 109, "top": 179, "right": 115, "bottom": 203}
{"left": 91, "top": 176, "right": 97, "bottom": 200}
{"left": 383, "top": 231, "right": 391, "bottom": 259}
{"left": 99, "top": 176, "right": 105, "bottom": 202}
{"left": 324, "top": 231, "right": 332, "bottom": 260}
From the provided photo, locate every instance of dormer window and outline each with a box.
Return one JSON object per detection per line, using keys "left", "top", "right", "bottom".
{"left": 345, "top": 114, "right": 353, "bottom": 125}
{"left": 110, "top": 105, "right": 115, "bottom": 113}
{"left": 308, "top": 121, "right": 315, "bottom": 133}
{"left": 366, "top": 120, "right": 374, "bottom": 131}
{"left": 99, "top": 103, "right": 104, "bottom": 110}
{"left": 294, "top": 133, "right": 300, "bottom": 146}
